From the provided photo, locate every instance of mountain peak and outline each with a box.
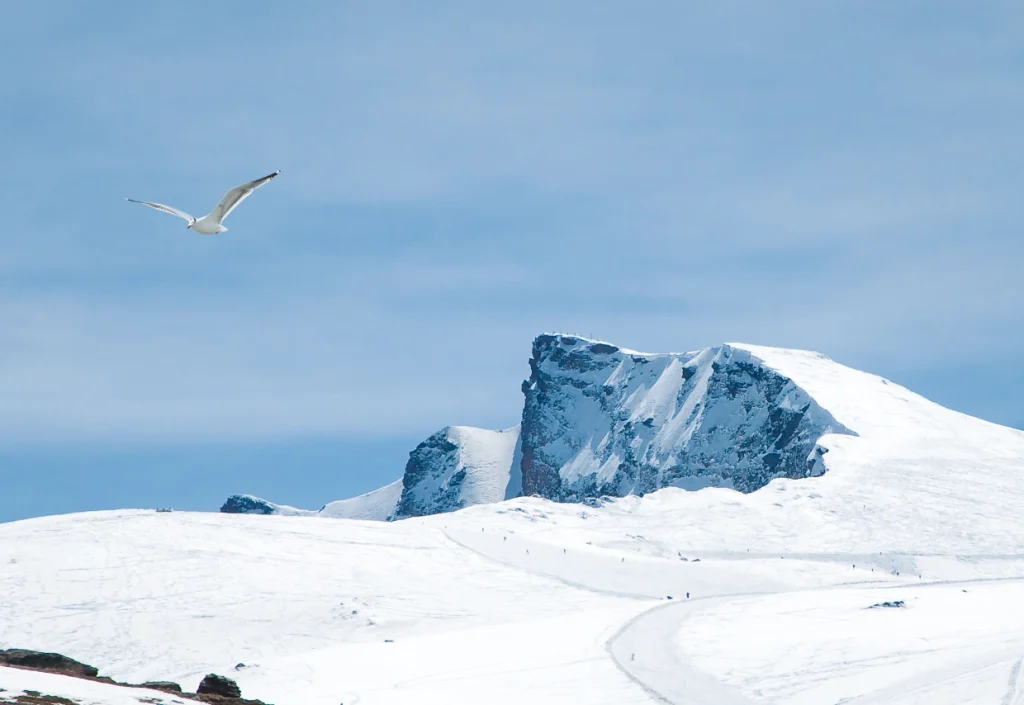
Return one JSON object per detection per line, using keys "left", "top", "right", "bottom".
{"left": 220, "top": 333, "right": 1024, "bottom": 525}
{"left": 522, "top": 336, "right": 854, "bottom": 499}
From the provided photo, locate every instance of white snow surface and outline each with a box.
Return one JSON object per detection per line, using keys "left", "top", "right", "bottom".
{"left": 445, "top": 424, "right": 520, "bottom": 506}
{"left": 319, "top": 479, "right": 403, "bottom": 520}
{"left": 0, "top": 666, "right": 189, "bottom": 705}
{"left": 3, "top": 491, "right": 1024, "bottom": 704}
{"left": 3, "top": 340, "right": 1024, "bottom": 704}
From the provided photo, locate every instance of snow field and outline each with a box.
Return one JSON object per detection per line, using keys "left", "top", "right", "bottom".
{"left": 6, "top": 498, "right": 1020, "bottom": 704}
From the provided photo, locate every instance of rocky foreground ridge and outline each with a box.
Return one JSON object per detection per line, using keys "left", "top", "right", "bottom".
{"left": 0, "top": 649, "right": 268, "bottom": 705}
{"left": 222, "top": 334, "right": 860, "bottom": 519}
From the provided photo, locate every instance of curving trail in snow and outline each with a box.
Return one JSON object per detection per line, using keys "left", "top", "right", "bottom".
{"left": 447, "top": 514, "right": 1024, "bottom": 705}
{"left": 606, "top": 599, "right": 757, "bottom": 705}
{"left": 1004, "top": 658, "right": 1024, "bottom": 705}
{"left": 606, "top": 576, "right": 1024, "bottom": 705}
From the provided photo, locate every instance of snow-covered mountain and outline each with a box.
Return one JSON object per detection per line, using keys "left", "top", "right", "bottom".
{"left": 221, "top": 333, "right": 1024, "bottom": 524}
{"left": 5, "top": 334, "right": 1024, "bottom": 704}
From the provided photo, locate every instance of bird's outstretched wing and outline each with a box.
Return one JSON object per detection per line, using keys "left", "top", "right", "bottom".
{"left": 126, "top": 198, "right": 194, "bottom": 223}
{"left": 210, "top": 170, "right": 280, "bottom": 224}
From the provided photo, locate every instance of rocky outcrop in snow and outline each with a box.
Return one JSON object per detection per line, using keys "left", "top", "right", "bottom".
{"left": 220, "top": 482, "right": 403, "bottom": 521}
{"left": 220, "top": 495, "right": 314, "bottom": 517}
{"left": 520, "top": 334, "right": 853, "bottom": 499}
{"left": 396, "top": 426, "right": 519, "bottom": 517}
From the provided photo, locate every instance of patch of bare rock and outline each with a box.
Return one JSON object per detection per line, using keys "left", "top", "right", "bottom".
{"left": 0, "top": 650, "right": 271, "bottom": 705}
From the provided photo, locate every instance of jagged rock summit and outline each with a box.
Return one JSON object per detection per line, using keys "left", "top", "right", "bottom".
{"left": 221, "top": 332, "right": 1012, "bottom": 520}
{"left": 518, "top": 334, "right": 853, "bottom": 499}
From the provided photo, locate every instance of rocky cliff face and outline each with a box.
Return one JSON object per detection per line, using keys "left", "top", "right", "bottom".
{"left": 519, "top": 335, "right": 853, "bottom": 500}
{"left": 221, "top": 334, "right": 856, "bottom": 519}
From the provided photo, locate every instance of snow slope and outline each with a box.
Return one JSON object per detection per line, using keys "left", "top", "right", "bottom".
{"left": 3, "top": 486, "right": 1024, "bottom": 705}
{"left": 319, "top": 479, "right": 403, "bottom": 520}
{"left": 0, "top": 666, "right": 191, "bottom": 705}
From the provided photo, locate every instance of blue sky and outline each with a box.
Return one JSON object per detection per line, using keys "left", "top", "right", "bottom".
{"left": 1, "top": 2, "right": 1022, "bottom": 522}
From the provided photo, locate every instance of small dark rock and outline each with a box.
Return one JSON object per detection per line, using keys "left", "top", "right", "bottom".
{"left": 868, "top": 600, "right": 906, "bottom": 609}
{"left": 140, "top": 681, "right": 183, "bottom": 694}
{"left": 0, "top": 649, "right": 99, "bottom": 678}
{"left": 197, "top": 674, "right": 242, "bottom": 699}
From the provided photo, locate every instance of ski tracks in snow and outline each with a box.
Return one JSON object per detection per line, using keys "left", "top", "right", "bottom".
{"left": 443, "top": 526, "right": 758, "bottom": 704}
{"left": 444, "top": 526, "right": 1024, "bottom": 705}
{"left": 606, "top": 598, "right": 759, "bottom": 705}
{"left": 1004, "top": 658, "right": 1024, "bottom": 705}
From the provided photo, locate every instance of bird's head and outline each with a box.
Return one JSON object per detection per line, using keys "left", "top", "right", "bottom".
{"left": 187, "top": 218, "right": 196, "bottom": 229}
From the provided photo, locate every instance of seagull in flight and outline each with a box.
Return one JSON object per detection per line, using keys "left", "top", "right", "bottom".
{"left": 127, "top": 170, "right": 280, "bottom": 235}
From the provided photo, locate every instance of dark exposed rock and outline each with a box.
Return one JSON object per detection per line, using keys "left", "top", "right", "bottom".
{"left": 519, "top": 335, "right": 854, "bottom": 500}
{"left": 220, "top": 495, "right": 277, "bottom": 515}
{"left": 1, "top": 692, "right": 78, "bottom": 705}
{"left": 197, "top": 674, "right": 241, "bottom": 699}
{"left": 0, "top": 650, "right": 98, "bottom": 679}
{"left": 140, "top": 681, "right": 183, "bottom": 693}
{"left": 0, "top": 648, "right": 271, "bottom": 705}
{"left": 396, "top": 430, "right": 465, "bottom": 517}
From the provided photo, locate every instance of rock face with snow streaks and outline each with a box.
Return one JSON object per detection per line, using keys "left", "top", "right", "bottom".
{"left": 519, "top": 334, "right": 853, "bottom": 499}
{"left": 396, "top": 425, "right": 519, "bottom": 517}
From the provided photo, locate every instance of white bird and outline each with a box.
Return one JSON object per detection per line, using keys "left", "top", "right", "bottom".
{"left": 127, "top": 170, "right": 280, "bottom": 235}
